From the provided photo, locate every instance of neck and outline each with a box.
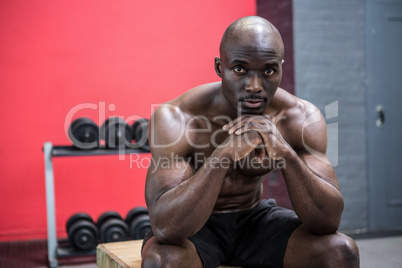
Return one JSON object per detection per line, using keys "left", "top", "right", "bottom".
{"left": 214, "top": 87, "right": 239, "bottom": 123}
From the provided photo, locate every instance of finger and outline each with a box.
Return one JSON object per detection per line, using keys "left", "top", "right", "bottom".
{"left": 223, "top": 115, "right": 248, "bottom": 132}
{"left": 242, "top": 130, "right": 264, "bottom": 148}
{"left": 234, "top": 121, "right": 265, "bottom": 135}
{"left": 232, "top": 131, "right": 265, "bottom": 162}
{"left": 240, "top": 130, "right": 271, "bottom": 161}
{"left": 234, "top": 120, "right": 272, "bottom": 140}
{"left": 229, "top": 122, "right": 246, "bottom": 135}
{"left": 228, "top": 115, "right": 259, "bottom": 134}
{"left": 234, "top": 116, "right": 272, "bottom": 135}
{"left": 263, "top": 114, "right": 271, "bottom": 120}
{"left": 224, "top": 114, "right": 271, "bottom": 130}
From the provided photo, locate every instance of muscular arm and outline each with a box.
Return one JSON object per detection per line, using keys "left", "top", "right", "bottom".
{"left": 225, "top": 103, "right": 343, "bottom": 235}
{"left": 280, "top": 107, "right": 343, "bottom": 234}
{"left": 145, "top": 105, "right": 261, "bottom": 245}
{"left": 147, "top": 150, "right": 229, "bottom": 245}
{"left": 281, "top": 150, "right": 343, "bottom": 234}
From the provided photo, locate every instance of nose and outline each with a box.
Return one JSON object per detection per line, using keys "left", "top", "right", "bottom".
{"left": 245, "top": 73, "right": 263, "bottom": 93}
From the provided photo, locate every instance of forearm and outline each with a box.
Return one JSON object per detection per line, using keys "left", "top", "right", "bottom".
{"left": 150, "top": 148, "right": 231, "bottom": 245}
{"left": 281, "top": 150, "right": 344, "bottom": 234}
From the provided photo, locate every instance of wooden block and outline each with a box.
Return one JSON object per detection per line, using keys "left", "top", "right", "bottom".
{"left": 97, "top": 240, "right": 143, "bottom": 268}
{"left": 97, "top": 239, "right": 241, "bottom": 268}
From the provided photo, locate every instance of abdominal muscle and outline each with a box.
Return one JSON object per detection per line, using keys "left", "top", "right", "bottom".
{"left": 212, "top": 172, "right": 265, "bottom": 213}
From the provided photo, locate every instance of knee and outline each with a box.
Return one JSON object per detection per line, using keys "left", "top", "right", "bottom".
{"left": 141, "top": 238, "right": 196, "bottom": 268}
{"left": 141, "top": 251, "right": 163, "bottom": 268}
{"left": 142, "top": 250, "right": 181, "bottom": 268}
{"left": 320, "top": 233, "right": 359, "bottom": 268}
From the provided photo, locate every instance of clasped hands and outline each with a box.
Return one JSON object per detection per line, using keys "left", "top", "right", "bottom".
{"left": 222, "top": 115, "right": 288, "bottom": 163}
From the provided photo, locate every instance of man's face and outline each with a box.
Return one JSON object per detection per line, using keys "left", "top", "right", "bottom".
{"left": 217, "top": 29, "right": 283, "bottom": 115}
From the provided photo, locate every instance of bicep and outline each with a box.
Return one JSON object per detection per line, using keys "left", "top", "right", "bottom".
{"left": 145, "top": 153, "right": 194, "bottom": 207}
{"left": 297, "top": 107, "right": 340, "bottom": 190}
{"left": 144, "top": 105, "right": 194, "bottom": 207}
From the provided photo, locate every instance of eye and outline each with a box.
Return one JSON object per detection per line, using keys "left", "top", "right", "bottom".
{"left": 264, "top": 68, "right": 275, "bottom": 76}
{"left": 233, "top": 66, "right": 246, "bottom": 73}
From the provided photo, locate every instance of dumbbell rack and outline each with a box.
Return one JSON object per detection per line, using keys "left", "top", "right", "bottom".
{"left": 43, "top": 142, "right": 149, "bottom": 268}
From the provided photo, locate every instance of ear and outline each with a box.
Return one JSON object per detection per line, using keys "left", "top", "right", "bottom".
{"left": 214, "top": 57, "right": 222, "bottom": 78}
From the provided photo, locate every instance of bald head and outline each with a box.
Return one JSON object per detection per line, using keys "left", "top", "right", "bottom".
{"left": 219, "top": 16, "right": 284, "bottom": 59}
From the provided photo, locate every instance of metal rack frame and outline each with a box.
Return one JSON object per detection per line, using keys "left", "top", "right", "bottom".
{"left": 43, "top": 142, "right": 148, "bottom": 267}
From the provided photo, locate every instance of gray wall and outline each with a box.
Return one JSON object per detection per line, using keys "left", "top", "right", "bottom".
{"left": 293, "top": 0, "right": 368, "bottom": 231}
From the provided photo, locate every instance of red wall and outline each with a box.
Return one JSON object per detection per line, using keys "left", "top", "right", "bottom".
{"left": 0, "top": 0, "right": 256, "bottom": 241}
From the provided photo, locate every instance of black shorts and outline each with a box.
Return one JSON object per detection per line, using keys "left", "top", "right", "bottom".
{"left": 142, "top": 199, "right": 301, "bottom": 268}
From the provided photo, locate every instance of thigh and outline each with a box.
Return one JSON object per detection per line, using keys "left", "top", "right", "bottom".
{"left": 141, "top": 222, "right": 226, "bottom": 268}
{"left": 283, "top": 224, "right": 359, "bottom": 268}
{"left": 141, "top": 236, "right": 203, "bottom": 268}
{"left": 230, "top": 201, "right": 301, "bottom": 267}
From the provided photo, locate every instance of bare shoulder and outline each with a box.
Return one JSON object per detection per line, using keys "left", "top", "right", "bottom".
{"left": 150, "top": 82, "right": 221, "bottom": 155}
{"left": 273, "top": 88, "right": 327, "bottom": 153}
{"left": 276, "top": 89, "right": 320, "bottom": 120}
{"left": 171, "top": 81, "right": 221, "bottom": 113}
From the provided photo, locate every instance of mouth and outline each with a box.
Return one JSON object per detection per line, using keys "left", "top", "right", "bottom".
{"left": 242, "top": 99, "right": 265, "bottom": 109}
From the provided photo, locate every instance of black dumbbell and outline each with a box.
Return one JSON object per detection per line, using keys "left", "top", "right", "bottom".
{"left": 97, "top": 211, "right": 129, "bottom": 243}
{"left": 100, "top": 117, "right": 132, "bottom": 149}
{"left": 66, "top": 213, "right": 98, "bottom": 251}
{"left": 132, "top": 118, "right": 150, "bottom": 151}
{"left": 68, "top": 117, "right": 99, "bottom": 149}
{"left": 126, "top": 207, "right": 151, "bottom": 240}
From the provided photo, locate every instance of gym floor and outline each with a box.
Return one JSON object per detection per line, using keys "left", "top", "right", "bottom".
{"left": 0, "top": 235, "right": 401, "bottom": 267}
